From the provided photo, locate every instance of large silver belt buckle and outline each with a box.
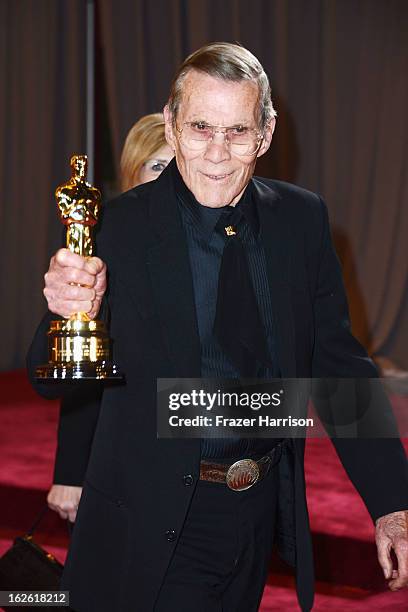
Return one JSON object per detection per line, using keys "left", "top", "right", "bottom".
{"left": 226, "top": 459, "right": 260, "bottom": 491}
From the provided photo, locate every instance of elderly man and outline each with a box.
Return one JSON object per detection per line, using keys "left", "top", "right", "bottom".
{"left": 28, "top": 43, "right": 408, "bottom": 612}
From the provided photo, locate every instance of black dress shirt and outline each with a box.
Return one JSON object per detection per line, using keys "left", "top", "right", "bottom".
{"left": 173, "top": 164, "right": 281, "bottom": 459}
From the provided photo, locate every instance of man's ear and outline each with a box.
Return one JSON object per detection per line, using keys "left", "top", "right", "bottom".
{"left": 257, "top": 117, "right": 276, "bottom": 158}
{"left": 163, "top": 104, "right": 176, "bottom": 151}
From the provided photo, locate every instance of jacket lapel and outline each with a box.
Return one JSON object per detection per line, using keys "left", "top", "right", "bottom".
{"left": 253, "top": 178, "right": 297, "bottom": 377}
{"left": 145, "top": 166, "right": 201, "bottom": 378}
{"left": 142, "top": 167, "right": 297, "bottom": 379}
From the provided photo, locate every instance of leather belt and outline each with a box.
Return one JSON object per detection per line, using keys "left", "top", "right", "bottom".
{"left": 200, "top": 442, "right": 283, "bottom": 492}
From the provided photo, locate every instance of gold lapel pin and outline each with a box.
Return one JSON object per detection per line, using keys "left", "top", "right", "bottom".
{"left": 224, "top": 225, "right": 237, "bottom": 236}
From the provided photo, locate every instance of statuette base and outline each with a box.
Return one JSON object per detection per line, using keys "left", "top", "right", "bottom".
{"left": 36, "top": 360, "right": 121, "bottom": 381}
{"left": 36, "top": 317, "right": 122, "bottom": 381}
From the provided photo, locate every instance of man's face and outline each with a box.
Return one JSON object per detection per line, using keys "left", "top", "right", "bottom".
{"left": 164, "top": 71, "right": 275, "bottom": 207}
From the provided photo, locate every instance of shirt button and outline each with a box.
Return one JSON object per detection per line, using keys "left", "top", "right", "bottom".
{"left": 183, "top": 474, "right": 194, "bottom": 487}
{"left": 165, "top": 529, "right": 177, "bottom": 542}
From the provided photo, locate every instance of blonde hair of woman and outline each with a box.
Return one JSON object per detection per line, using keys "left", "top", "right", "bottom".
{"left": 120, "top": 113, "right": 173, "bottom": 191}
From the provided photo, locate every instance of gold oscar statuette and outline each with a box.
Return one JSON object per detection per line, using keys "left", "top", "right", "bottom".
{"left": 36, "top": 155, "right": 122, "bottom": 380}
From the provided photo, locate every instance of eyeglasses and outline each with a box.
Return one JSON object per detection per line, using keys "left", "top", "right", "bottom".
{"left": 175, "top": 121, "right": 263, "bottom": 156}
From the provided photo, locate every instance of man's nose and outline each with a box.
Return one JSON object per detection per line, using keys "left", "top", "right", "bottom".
{"left": 203, "top": 131, "right": 231, "bottom": 163}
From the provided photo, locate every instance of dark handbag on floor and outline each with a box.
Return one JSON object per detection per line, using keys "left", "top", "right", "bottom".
{"left": 0, "top": 506, "right": 66, "bottom": 610}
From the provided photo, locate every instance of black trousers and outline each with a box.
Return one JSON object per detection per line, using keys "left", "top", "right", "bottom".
{"left": 155, "top": 462, "right": 279, "bottom": 612}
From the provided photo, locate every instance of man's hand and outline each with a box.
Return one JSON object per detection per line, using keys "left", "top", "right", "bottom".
{"left": 376, "top": 510, "right": 408, "bottom": 590}
{"left": 43, "top": 248, "right": 106, "bottom": 319}
{"left": 47, "top": 484, "right": 83, "bottom": 523}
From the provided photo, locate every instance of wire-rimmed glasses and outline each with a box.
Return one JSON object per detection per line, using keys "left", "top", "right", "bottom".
{"left": 176, "top": 121, "right": 263, "bottom": 156}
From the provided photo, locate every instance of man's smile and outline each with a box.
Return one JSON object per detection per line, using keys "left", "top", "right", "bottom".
{"left": 200, "top": 171, "right": 234, "bottom": 182}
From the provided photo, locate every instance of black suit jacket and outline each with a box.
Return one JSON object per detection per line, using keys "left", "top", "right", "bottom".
{"left": 27, "top": 163, "right": 408, "bottom": 612}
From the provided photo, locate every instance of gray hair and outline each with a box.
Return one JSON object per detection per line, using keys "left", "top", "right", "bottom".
{"left": 167, "top": 42, "right": 277, "bottom": 130}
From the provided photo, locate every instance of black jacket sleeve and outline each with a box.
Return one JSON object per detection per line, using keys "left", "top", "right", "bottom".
{"left": 312, "top": 198, "right": 408, "bottom": 521}
{"left": 26, "top": 311, "right": 103, "bottom": 485}
{"left": 53, "top": 387, "right": 102, "bottom": 485}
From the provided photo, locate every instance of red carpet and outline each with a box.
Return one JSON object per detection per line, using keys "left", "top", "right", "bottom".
{"left": 0, "top": 370, "right": 407, "bottom": 610}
